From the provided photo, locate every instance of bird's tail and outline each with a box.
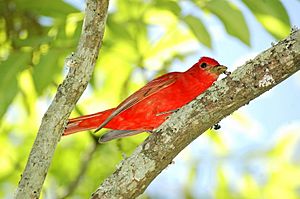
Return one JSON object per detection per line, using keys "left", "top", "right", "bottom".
{"left": 63, "top": 108, "right": 114, "bottom": 136}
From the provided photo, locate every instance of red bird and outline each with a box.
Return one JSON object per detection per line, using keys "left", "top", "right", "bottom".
{"left": 64, "top": 57, "right": 227, "bottom": 142}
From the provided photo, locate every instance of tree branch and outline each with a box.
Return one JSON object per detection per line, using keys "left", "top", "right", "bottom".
{"left": 14, "top": 0, "right": 110, "bottom": 198}
{"left": 91, "top": 29, "right": 300, "bottom": 199}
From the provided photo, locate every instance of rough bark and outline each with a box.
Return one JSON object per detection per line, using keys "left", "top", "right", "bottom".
{"left": 14, "top": 0, "right": 110, "bottom": 198}
{"left": 91, "top": 29, "right": 300, "bottom": 199}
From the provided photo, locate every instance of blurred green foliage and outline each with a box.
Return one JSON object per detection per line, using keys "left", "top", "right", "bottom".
{"left": 0, "top": 0, "right": 297, "bottom": 198}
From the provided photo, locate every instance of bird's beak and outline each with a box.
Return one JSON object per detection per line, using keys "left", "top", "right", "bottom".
{"left": 208, "top": 65, "right": 228, "bottom": 75}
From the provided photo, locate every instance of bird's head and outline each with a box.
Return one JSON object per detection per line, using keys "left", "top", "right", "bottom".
{"left": 197, "top": 56, "right": 228, "bottom": 76}
{"left": 185, "top": 56, "right": 229, "bottom": 81}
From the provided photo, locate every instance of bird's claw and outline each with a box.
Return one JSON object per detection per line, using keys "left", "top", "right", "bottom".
{"left": 211, "top": 123, "right": 221, "bottom": 130}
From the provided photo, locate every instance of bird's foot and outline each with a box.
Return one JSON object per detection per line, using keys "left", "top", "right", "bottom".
{"left": 211, "top": 123, "right": 221, "bottom": 130}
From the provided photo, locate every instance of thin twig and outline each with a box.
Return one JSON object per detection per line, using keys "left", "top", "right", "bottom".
{"left": 57, "top": 106, "right": 99, "bottom": 199}
{"left": 58, "top": 137, "right": 99, "bottom": 199}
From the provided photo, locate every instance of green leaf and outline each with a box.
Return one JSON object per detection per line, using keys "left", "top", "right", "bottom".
{"left": 154, "top": 0, "right": 181, "bottom": 16}
{"left": 0, "top": 52, "right": 31, "bottom": 119}
{"left": 201, "top": 0, "right": 250, "bottom": 45}
{"left": 0, "top": 79, "right": 18, "bottom": 120}
{"left": 15, "top": 0, "right": 79, "bottom": 18}
{"left": 183, "top": 161, "right": 198, "bottom": 199}
{"left": 14, "top": 36, "right": 54, "bottom": 48}
{"left": 182, "top": 15, "right": 212, "bottom": 48}
{"left": 107, "top": 14, "right": 134, "bottom": 42}
{"left": 242, "top": 0, "right": 291, "bottom": 39}
{"left": 32, "top": 50, "right": 61, "bottom": 95}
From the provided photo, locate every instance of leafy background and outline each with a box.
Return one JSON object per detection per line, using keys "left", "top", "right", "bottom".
{"left": 1, "top": 0, "right": 300, "bottom": 198}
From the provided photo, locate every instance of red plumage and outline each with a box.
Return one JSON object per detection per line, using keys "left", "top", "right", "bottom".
{"left": 64, "top": 57, "right": 227, "bottom": 142}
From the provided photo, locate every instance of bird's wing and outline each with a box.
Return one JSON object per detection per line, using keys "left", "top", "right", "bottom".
{"left": 94, "top": 72, "right": 180, "bottom": 132}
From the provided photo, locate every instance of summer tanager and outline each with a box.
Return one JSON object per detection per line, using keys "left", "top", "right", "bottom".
{"left": 64, "top": 56, "right": 228, "bottom": 142}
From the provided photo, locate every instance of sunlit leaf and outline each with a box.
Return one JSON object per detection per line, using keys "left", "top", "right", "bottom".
{"left": 154, "top": 0, "right": 181, "bottom": 16}
{"left": 18, "top": 70, "right": 38, "bottom": 116}
{"left": 240, "top": 174, "right": 260, "bottom": 198}
{"left": 65, "top": 13, "right": 84, "bottom": 38}
{"left": 267, "top": 131, "right": 297, "bottom": 159}
{"left": 183, "top": 161, "right": 198, "bottom": 199}
{"left": 242, "top": 0, "right": 290, "bottom": 39}
{"left": 198, "top": 0, "right": 250, "bottom": 45}
{"left": 14, "top": 0, "right": 79, "bottom": 18}
{"left": 0, "top": 79, "right": 18, "bottom": 120}
{"left": 0, "top": 52, "right": 31, "bottom": 119}
{"left": 145, "top": 28, "right": 196, "bottom": 67}
{"left": 182, "top": 15, "right": 212, "bottom": 48}
{"left": 106, "top": 14, "right": 135, "bottom": 43}
{"left": 207, "top": 130, "right": 228, "bottom": 155}
{"left": 32, "top": 49, "right": 61, "bottom": 95}
{"left": 14, "top": 36, "right": 53, "bottom": 48}
{"left": 215, "top": 167, "right": 234, "bottom": 198}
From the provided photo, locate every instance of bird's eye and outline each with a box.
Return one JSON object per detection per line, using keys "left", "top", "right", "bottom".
{"left": 200, "top": 62, "right": 207, "bottom": 68}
